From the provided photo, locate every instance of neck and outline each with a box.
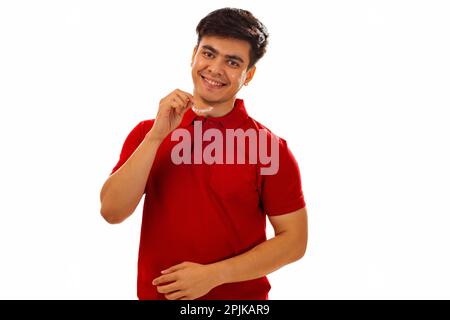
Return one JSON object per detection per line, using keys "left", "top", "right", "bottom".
{"left": 193, "top": 95, "right": 236, "bottom": 118}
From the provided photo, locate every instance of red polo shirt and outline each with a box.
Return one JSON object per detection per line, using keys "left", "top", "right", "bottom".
{"left": 110, "top": 98, "right": 306, "bottom": 300}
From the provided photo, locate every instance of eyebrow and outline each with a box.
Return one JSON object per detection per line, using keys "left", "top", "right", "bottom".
{"left": 201, "top": 45, "right": 245, "bottom": 64}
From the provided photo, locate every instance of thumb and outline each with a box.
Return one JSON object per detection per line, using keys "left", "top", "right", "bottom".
{"left": 184, "top": 96, "right": 194, "bottom": 110}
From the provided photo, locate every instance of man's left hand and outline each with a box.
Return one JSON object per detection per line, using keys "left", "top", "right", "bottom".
{"left": 152, "top": 261, "right": 222, "bottom": 300}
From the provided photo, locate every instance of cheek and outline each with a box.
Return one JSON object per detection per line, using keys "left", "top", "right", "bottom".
{"left": 229, "top": 73, "right": 245, "bottom": 87}
{"left": 191, "top": 59, "right": 203, "bottom": 74}
{"left": 192, "top": 67, "right": 203, "bottom": 83}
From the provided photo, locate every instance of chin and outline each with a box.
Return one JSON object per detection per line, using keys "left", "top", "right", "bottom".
{"left": 200, "top": 93, "right": 227, "bottom": 104}
{"left": 195, "top": 88, "right": 222, "bottom": 102}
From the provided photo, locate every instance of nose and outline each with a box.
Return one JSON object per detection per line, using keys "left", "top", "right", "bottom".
{"left": 206, "top": 59, "right": 224, "bottom": 78}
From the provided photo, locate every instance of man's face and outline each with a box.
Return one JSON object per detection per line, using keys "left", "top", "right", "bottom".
{"left": 191, "top": 35, "right": 255, "bottom": 106}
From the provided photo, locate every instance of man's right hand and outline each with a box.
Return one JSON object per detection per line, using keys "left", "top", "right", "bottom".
{"left": 148, "top": 89, "right": 194, "bottom": 141}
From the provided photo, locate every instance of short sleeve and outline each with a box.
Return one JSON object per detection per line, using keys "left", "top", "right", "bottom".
{"left": 260, "top": 138, "right": 306, "bottom": 216}
{"left": 110, "top": 120, "right": 150, "bottom": 175}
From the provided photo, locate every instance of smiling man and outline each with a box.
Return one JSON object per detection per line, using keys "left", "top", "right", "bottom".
{"left": 100, "top": 8, "right": 308, "bottom": 300}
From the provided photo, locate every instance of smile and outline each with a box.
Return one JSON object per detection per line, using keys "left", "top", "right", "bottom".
{"left": 201, "top": 75, "right": 227, "bottom": 89}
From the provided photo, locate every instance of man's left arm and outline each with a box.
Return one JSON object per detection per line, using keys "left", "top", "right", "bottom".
{"left": 214, "top": 207, "right": 308, "bottom": 284}
{"left": 153, "top": 207, "right": 308, "bottom": 300}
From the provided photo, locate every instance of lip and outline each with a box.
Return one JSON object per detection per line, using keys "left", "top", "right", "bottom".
{"left": 200, "top": 74, "right": 227, "bottom": 90}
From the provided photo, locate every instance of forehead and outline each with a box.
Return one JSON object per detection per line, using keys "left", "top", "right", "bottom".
{"left": 198, "top": 36, "right": 251, "bottom": 62}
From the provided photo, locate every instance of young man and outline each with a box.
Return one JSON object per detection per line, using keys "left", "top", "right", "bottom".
{"left": 100, "top": 8, "right": 308, "bottom": 300}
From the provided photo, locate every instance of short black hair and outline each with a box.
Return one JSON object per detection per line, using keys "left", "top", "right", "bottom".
{"left": 196, "top": 8, "right": 269, "bottom": 70}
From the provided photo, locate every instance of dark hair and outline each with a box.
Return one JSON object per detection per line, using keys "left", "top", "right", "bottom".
{"left": 196, "top": 8, "right": 269, "bottom": 70}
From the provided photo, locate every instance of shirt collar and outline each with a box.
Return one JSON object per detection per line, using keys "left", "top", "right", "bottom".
{"left": 180, "top": 98, "right": 249, "bottom": 129}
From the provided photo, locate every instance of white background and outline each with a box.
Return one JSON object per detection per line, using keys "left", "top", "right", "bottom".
{"left": 1, "top": 0, "right": 449, "bottom": 299}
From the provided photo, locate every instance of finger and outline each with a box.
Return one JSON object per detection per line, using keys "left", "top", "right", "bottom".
{"left": 175, "top": 91, "right": 194, "bottom": 109}
{"left": 174, "top": 92, "right": 189, "bottom": 105}
{"left": 165, "top": 290, "right": 186, "bottom": 300}
{"left": 175, "top": 89, "right": 194, "bottom": 102}
{"left": 157, "top": 281, "right": 181, "bottom": 294}
{"left": 172, "top": 93, "right": 186, "bottom": 108}
{"left": 152, "top": 273, "right": 177, "bottom": 285}
{"left": 161, "top": 91, "right": 183, "bottom": 109}
{"left": 175, "top": 93, "right": 191, "bottom": 114}
{"left": 170, "top": 95, "right": 185, "bottom": 115}
{"left": 161, "top": 263, "right": 185, "bottom": 274}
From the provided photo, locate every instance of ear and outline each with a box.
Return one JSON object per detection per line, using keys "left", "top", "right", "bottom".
{"left": 191, "top": 46, "right": 198, "bottom": 67}
{"left": 244, "top": 66, "right": 256, "bottom": 85}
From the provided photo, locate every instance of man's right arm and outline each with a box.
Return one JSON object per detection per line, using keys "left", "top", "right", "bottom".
{"left": 100, "top": 131, "right": 163, "bottom": 224}
{"left": 99, "top": 89, "right": 194, "bottom": 224}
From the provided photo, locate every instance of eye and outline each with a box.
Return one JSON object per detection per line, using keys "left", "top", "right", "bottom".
{"left": 202, "top": 51, "right": 214, "bottom": 58}
{"left": 228, "top": 60, "right": 240, "bottom": 68}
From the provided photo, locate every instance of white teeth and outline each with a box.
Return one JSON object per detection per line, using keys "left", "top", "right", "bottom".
{"left": 203, "top": 77, "right": 223, "bottom": 87}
